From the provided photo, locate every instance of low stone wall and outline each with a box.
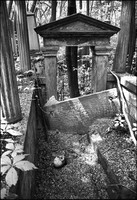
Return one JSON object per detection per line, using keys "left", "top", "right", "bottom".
{"left": 18, "top": 91, "right": 37, "bottom": 199}
{"left": 44, "top": 88, "right": 120, "bottom": 134}
{"left": 18, "top": 88, "right": 48, "bottom": 199}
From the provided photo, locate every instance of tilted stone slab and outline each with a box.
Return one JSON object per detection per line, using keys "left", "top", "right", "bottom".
{"left": 44, "top": 88, "right": 120, "bottom": 134}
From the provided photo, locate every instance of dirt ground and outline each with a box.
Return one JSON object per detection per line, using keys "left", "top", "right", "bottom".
{"left": 33, "top": 117, "right": 136, "bottom": 199}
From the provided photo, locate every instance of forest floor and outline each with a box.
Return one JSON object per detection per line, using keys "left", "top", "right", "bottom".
{"left": 33, "top": 117, "right": 136, "bottom": 199}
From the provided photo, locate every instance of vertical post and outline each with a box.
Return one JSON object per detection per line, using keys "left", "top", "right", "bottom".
{"left": 91, "top": 46, "right": 111, "bottom": 93}
{"left": 15, "top": 0, "right": 31, "bottom": 72}
{"left": 41, "top": 46, "right": 59, "bottom": 100}
{"left": 1, "top": 1, "right": 22, "bottom": 124}
{"left": 27, "top": 12, "right": 40, "bottom": 52}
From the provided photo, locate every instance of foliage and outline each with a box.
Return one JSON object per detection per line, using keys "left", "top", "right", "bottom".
{"left": 0, "top": 125, "right": 38, "bottom": 199}
{"left": 106, "top": 113, "right": 129, "bottom": 135}
{"left": 113, "top": 113, "right": 128, "bottom": 131}
{"left": 106, "top": 113, "right": 137, "bottom": 143}
{"left": 78, "top": 54, "right": 92, "bottom": 95}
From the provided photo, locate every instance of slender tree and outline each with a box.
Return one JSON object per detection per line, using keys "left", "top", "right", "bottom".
{"left": 66, "top": 0, "right": 80, "bottom": 98}
{"left": 87, "top": 0, "right": 89, "bottom": 16}
{"left": 50, "top": 0, "right": 57, "bottom": 22}
{"left": 127, "top": 1, "right": 135, "bottom": 72}
{"left": 79, "top": 0, "right": 82, "bottom": 10}
{"left": 112, "top": 1, "right": 134, "bottom": 73}
{"left": 82, "top": 0, "right": 90, "bottom": 55}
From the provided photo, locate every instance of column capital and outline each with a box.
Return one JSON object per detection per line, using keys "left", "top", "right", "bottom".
{"left": 41, "top": 46, "right": 59, "bottom": 57}
{"left": 95, "top": 46, "right": 112, "bottom": 56}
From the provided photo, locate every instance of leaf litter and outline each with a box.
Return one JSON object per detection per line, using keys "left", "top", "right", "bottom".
{"left": 33, "top": 118, "right": 136, "bottom": 199}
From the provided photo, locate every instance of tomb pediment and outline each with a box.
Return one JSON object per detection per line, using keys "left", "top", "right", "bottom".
{"left": 35, "top": 13, "right": 120, "bottom": 38}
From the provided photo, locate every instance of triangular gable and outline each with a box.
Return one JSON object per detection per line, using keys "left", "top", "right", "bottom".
{"left": 35, "top": 13, "right": 120, "bottom": 37}
{"left": 46, "top": 21, "right": 113, "bottom": 33}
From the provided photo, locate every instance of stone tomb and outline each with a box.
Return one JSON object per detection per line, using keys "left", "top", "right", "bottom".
{"left": 35, "top": 13, "right": 120, "bottom": 99}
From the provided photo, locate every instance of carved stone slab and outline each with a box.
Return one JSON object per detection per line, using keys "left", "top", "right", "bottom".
{"left": 44, "top": 88, "right": 120, "bottom": 134}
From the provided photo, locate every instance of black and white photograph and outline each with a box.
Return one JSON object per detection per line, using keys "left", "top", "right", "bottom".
{"left": 1, "top": 0, "right": 137, "bottom": 199}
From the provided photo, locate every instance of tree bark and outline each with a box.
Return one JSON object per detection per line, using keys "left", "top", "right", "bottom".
{"left": 66, "top": 0, "right": 80, "bottom": 98}
{"left": 112, "top": 1, "right": 133, "bottom": 73}
{"left": 71, "top": 47, "right": 80, "bottom": 97}
{"left": 66, "top": 47, "right": 80, "bottom": 97}
{"left": 66, "top": 47, "right": 73, "bottom": 97}
{"left": 1, "top": 1, "right": 22, "bottom": 124}
{"left": 127, "top": 1, "right": 135, "bottom": 72}
{"left": 68, "top": 0, "right": 76, "bottom": 15}
{"left": 50, "top": 0, "right": 57, "bottom": 22}
{"left": 15, "top": 0, "right": 31, "bottom": 72}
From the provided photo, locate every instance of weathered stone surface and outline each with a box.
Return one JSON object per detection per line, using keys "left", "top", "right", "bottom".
{"left": 27, "top": 12, "right": 40, "bottom": 51}
{"left": 91, "top": 46, "right": 112, "bottom": 93}
{"left": 43, "top": 37, "right": 110, "bottom": 47}
{"left": 44, "top": 88, "right": 120, "bottom": 134}
{"left": 42, "top": 46, "right": 59, "bottom": 100}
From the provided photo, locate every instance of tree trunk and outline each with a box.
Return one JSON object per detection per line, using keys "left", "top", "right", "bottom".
{"left": 66, "top": 47, "right": 73, "bottom": 97}
{"left": 86, "top": 0, "right": 89, "bottom": 16}
{"left": 1, "top": 1, "right": 22, "bottom": 124}
{"left": 127, "top": 1, "right": 135, "bottom": 72}
{"left": 66, "top": 0, "right": 80, "bottom": 98}
{"left": 79, "top": 0, "right": 82, "bottom": 10}
{"left": 83, "top": 0, "right": 90, "bottom": 55}
{"left": 71, "top": 47, "right": 80, "bottom": 97}
{"left": 68, "top": 0, "right": 76, "bottom": 15}
{"left": 15, "top": 0, "right": 31, "bottom": 72}
{"left": 112, "top": 1, "right": 133, "bottom": 73}
{"left": 50, "top": 0, "right": 57, "bottom": 22}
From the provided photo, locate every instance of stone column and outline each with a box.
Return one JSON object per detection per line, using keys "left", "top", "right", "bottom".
{"left": 41, "top": 46, "right": 59, "bottom": 100}
{"left": 1, "top": 1, "right": 22, "bottom": 124}
{"left": 27, "top": 12, "right": 40, "bottom": 52}
{"left": 91, "top": 46, "right": 112, "bottom": 93}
